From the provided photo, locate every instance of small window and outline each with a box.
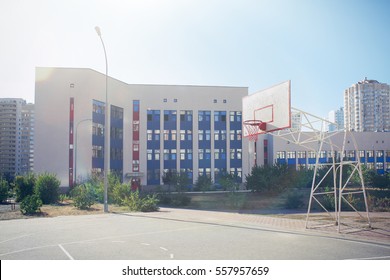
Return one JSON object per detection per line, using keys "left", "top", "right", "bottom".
{"left": 163, "top": 98, "right": 167, "bottom": 102}
{"left": 213, "top": 99, "right": 217, "bottom": 103}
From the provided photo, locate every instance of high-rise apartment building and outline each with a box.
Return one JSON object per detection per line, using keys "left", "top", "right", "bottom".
{"left": 328, "top": 107, "right": 344, "bottom": 132}
{"left": 344, "top": 78, "right": 390, "bottom": 132}
{"left": 0, "top": 98, "right": 34, "bottom": 177}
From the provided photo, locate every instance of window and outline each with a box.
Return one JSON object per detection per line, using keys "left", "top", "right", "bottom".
{"left": 111, "top": 105, "right": 123, "bottom": 119}
{"left": 111, "top": 127, "right": 123, "bottom": 139}
{"left": 111, "top": 148, "right": 123, "bottom": 160}
{"left": 147, "top": 130, "right": 153, "bottom": 141}
{"left": 205, "top": 149, "right": 211, "bottom": 159}
{"left": 308, "top": 151, "right": 316, "bottom": 158}
{"left": 376, "top": 150, "right": 384, "bottom": 158}
{"left": 171, "top": 130, "right": 177, "bottom": 141}
{"left": 221, "top": 130, "right": 226, "bottom": 141}
{"left": 215, "top": 149, "right": 220, "bottom": 159}
{"left": 237, "top": 149, "right": 242, "bottom": 159}
{"left": 92, "top": 145, "right": 103, "bottom": 158}
{"left": 199, "top": 149, "right": 204, "bottom": 160}
{"left": 198, "top": 130, "right": 204, "bottom": 141}
{"left": 164, "top": 149, "right": 169, "bottom": 160}
{"left": 297, "top": 151, "right": 306, "bottom": 158}
{"left": 230, "top": 149, "right": 235, "bottom": 159}
{"left": 230, "top": 112, "right": 235, "bottom": 122}
{"left": 214, "top": 130, "right": 219, "bottom": 141}
{"left": 346, "top": 150, "right": 355, "bottom": 159}
{"left": 93, "top": 100, "right": 105, "bottom": 114}
{"left": 133, "top": 100, "right": 139, "bottom": 112}
{"left": 205, "top": 130, "right": 211, "bottom": 141}
{"left": 92, "top": 123, "right": 104, "bottom": 136}
{"left": 287, "top": 151, "right": 296, "bottom": 159}
{"left": 376, "top": 162, "right": 384, "bottom": 170}
{"left": 277, "top": 151, "right": 286, "bottom": 159}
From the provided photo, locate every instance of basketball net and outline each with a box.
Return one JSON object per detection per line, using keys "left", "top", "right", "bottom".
{"left": 243, "top": 120, "right": 266, "bottom": 142}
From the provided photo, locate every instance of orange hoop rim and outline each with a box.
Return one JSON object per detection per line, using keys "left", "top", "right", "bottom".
{"left": 243, "top": 119, "right": 263, "bottom": 126}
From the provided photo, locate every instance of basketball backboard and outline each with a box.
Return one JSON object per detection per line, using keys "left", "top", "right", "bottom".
{"left": 242, "top": 80, "right": 291, "bottom": 138}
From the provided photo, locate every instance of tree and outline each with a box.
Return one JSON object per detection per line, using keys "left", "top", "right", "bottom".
{"left": 34, "top": 173, "right": 60, "bottom": 204}
{"left": 195, "top": 174, "right": 213, "bottom": 192}
{"left": 162, "top": 170, "right": 190, "bottom": 193}
{"left": 14, "top": 173, "right": 36, "bottom": 202}
{"left": 219, "top": 173, "right": 239, "bottom": 192}
{"left": 0, "top": 177, "right": 9, "bottom": 203}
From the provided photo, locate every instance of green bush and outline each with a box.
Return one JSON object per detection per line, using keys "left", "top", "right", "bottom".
{"left": 225, "top": 192, "right": 247, "bottom": 209}
{"left": 20, "top": 195, "right": 42, "bottom": 215}
{"left": 368, "top": 196, "right": 390, "bottom": 212}
{"left": 158, "top": 193, "right": 192, "bottom": 207}
{"left": 194, "top": 175, "right": 213, "bottom": 192}
{"left": 0, "top": 178, "right": 9, "bottom": 203}
{"left": 14, "top": 173, "right": 36, "bottom": 202}
{"left": 71, "top": 184, "right": 96, "bottom": 209}
{"left": 35, "top": 173, "right": 60, "bottom": 204}
{"left": 112, "top": 182, "right": 132, "bottom": 206}
{"left": 124, "top": 191, "right": 159, "bottom": 212}
{"left": 284, "top": 191, "right": 304, "bottom": 209}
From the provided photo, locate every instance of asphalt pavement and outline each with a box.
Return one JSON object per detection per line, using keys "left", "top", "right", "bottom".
{"left": 1, "top": 207, "right": 389, "bottom": 260}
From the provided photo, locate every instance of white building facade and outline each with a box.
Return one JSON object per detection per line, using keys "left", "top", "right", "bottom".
{"left": 34, "top": 67, "right": 249, "bottom": 188}
{"left": 344, "top": 78, "right": 390, "bottom": 132}
{"left": 0, "top": 98, "right": 34, "bottom": 177}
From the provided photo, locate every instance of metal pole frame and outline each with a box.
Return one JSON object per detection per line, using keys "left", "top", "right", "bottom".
{"left": 271, "top": 108, "right": 370, "bottom": 233}
{"left": 96, "top": 26, "right": 109, "bottom": 213}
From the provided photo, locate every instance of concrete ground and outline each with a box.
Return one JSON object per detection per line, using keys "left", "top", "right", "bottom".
{"left": 0, "top": 207, "right": 389, "bottom": 260}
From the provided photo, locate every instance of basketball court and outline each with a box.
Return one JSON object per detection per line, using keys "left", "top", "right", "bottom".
{"left": 1, "top": 208, "right": 389, "bottom": 260}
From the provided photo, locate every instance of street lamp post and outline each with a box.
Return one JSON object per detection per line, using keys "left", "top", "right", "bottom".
{"left": 95, "top": 26, "right": 109, "bottom": 213}
{"left": 74, "top": 118, "right": 92, "bottom": 185}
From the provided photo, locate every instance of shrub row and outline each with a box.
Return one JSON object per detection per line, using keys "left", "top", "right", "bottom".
{"left": 70, "top": 175, "right": 159, "bottom": 212}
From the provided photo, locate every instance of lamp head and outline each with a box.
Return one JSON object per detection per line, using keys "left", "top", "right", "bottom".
{"left": 95, "top": 26, "right": 101, "bottom": 36}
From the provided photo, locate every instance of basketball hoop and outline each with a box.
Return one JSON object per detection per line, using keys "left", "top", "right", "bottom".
{"left": 243, "top": 120, "right": 266, "bottom": 142}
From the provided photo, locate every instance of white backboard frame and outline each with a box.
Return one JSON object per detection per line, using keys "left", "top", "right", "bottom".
{"left": 242, "top": 80, "right": 291, "bottom": 137}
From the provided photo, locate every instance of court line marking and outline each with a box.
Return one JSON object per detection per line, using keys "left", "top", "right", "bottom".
{"left": 0, "top": 224, "right": 216, "bottom": 258}
{"left": 0, "top": 234, "right": 33, "bottom": 244}
{"left": 346, "top": 255, "right": 390, "bottom": 260}
{"left": 58, "top": 244, "right": 74, "bottom": 260}
{"left": 0, "top": 244, "right": 56, "bottom": 257}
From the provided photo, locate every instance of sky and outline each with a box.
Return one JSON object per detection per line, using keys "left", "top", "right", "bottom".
{"left": 0, "top": 0, "right": 389, "bottom": 118}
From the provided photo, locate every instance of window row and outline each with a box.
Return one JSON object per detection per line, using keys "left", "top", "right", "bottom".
{"left": 276, "top": 150, "right": 390, "bottom": 159}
